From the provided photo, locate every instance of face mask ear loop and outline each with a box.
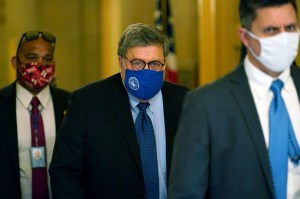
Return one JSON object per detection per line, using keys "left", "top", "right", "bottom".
{"left": 122, "top": 61, "right": 126, "bottom": 70}
{"left": 245, "top": 30, "right": 261, "bottom": 58}
{"left": 245, "top": 30, "right": 259, "bottom": 40}
{"left": 119, "top": 56, "right": 127, "bottom": 70}
{"left": 120, "top": 57, "right": 128, "bottom": 81}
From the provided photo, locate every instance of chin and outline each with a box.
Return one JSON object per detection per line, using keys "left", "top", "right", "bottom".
{"left": 23, "top": 82, "right": 45, "bottom": 94}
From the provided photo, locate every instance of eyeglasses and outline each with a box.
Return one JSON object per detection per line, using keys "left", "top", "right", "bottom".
{"left": 17, "top": 31, "right": 56, "bottom": 52}
{"left": 124, "top": 57, "right": 165, "bottom": 71}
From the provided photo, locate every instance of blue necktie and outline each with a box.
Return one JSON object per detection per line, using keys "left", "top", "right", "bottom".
{"left": 135, "top": 102, "right": 159, "bottom": 199}
{"left": 269, "top": 79, "right": 300, "bottom": 199}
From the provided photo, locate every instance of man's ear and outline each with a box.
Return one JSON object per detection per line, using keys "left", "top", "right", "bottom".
{"left": 118, "top": 56, "right": 124, "bottom": 68}
{"left": 11, "top": 56, "right": 17, "bottom": 70}
{"left": 52, "top": 61, "right": 56, "bottom": 73}
{"left": 238, "top": 27, "right": 250, "bottom": 47}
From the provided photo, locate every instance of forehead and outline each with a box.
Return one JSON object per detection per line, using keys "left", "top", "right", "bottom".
{"left": 17, "top": 37, "right": 54, "bottom": 56}
{"left": 253, "top": 3, "right": 297, "bottom": 28}
{"left": 126, "top": 45, "right": 164, "bottom": 59}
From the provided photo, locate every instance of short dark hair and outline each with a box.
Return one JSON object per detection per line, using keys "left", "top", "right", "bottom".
{"left": 239, "top": 0, "right": 297, "bottom": 30}
{"left": 117, "top": 23, "right": 169, "bottom": 58}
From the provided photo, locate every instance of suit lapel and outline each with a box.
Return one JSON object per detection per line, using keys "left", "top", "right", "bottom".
{"left": 111, "top": 75, "right": 143, "bottom": 175}
{"left": 0, "top": 83, "right": 20, "bottom": 176}
{"left": 291, "top": 64, "right": 300, "bottom": 100}
{"left": 230, "top": 66, "right": 275, "bottom": 198}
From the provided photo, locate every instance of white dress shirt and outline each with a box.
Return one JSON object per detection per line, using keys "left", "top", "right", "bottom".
{"left": 16, "top": 83, "right": 56, "bottom": 199}
{"left": 128, "top": 91, "right": 167, "bottom": 199}
{"left": 244, "top": 56, "right": 300, "bottom": 199}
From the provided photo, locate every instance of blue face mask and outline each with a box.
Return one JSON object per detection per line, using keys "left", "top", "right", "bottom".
{"left": 124, "top": 69, "right": 164, "bottom": 100}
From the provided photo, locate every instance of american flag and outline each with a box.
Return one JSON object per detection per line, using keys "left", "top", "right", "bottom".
{"left": 154, "top": 0, "right": 178, "bottom": 83}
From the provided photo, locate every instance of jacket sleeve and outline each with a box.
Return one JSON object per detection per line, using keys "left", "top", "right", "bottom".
{"left": 49, "top": 90, "right": 86, "bottom": 199}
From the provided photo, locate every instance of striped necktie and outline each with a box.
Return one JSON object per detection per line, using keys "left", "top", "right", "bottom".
{"left": 30, "top": 97, "right": 49, "bottom": 199}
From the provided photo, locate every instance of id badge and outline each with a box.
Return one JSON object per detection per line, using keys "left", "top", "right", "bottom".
{"left": 31, "top": 146, "right": 47, "bottom": 168}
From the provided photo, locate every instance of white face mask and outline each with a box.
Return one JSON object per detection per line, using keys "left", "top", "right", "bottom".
{"left": 247, "top": 30, "right": 300, "bottom": 72}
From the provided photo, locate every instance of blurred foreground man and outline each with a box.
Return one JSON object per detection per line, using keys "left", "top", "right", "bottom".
{"left": 169, "top": 0, "right": 300, "bottom": 198}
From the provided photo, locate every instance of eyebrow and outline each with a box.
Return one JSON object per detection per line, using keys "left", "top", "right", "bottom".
{"left": 284, "top": 22, "right": 298, "bottom": 27}
{"left": 23, "top": 52, "right": 54, "bottom": 58}
{"left": 263, "top": 22, "right": 297, "bottom": 31}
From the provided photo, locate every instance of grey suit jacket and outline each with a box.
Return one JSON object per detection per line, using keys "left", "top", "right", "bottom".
{"left": 0, "top": 82, "right": 70, "bottom": 199}
{"left": 169, "top": 64, "right": 300, "bottom": 199}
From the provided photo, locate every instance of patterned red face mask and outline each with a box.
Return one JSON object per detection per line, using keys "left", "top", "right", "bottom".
{"left": 21, "top": 63, "right": 54, "bottom": 90}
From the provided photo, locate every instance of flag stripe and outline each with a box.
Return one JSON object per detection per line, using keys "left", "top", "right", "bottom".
{"left": 154, "top": 0, "right": 178, "bottom": 83}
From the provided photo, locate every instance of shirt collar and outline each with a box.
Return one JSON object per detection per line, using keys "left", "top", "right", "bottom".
{"left": 244, "top": 55, "right": 292, "bottom": 100}
{"left": 128, "top": 91, "right": 162, "bottom": 113}
{"left": 16, "top": 83, "right": 51, "bottom": 110}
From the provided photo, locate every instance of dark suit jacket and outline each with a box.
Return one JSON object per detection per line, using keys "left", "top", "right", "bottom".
{"left": 49, "top": 73, "right": 189, "bottom": 199}
{"left": 169, "top": 64, "right": 300, "bottom": 199}
{"left": 0, "top": 82, "right": 70, "bottom": 199}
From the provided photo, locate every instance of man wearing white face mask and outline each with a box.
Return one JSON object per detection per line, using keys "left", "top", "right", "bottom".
{"left": 169, "top": 0, "right": 300, "bottom": 199}
{"left": 246, "top": 29, "right": 299, "bottom": 73}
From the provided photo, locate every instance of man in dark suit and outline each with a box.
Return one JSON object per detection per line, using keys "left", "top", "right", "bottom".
{"left": 49, "top": 23, "right": 188, "bottom": 199}
{"left": 169, "top": 0, "right": 300, "bottom": 198}
{"left": 0, "top": 31, "right": 70, "bottom": 199}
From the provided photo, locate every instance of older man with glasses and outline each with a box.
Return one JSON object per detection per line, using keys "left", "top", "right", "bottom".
{"left": 49, "top": 23, "right": 189, "bottom": 199}
{"left": 0, "top": 31, "right": 70, "bottom": 199}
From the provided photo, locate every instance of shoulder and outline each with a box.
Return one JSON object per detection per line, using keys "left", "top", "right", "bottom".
{"left": 70, "top": 73, "right": 126, "bottom": 105}
{"left": 161, "top": 82, "right": 189, "bottom": 108}
{"left": 291, "top": 64, "right": 300, "bottom": 77}
{"left": 162, "top": 81, "right": 189, "bottom": 97}
{"left": 50, "top": 85, "right": 71, "bottom": 101}
{"left": 75, "top": 73, "right": 122, "bottom": 94}
{"left": 0, "top": 82, "right": 16, "bottom": 101}
{"left": 187, "top": 65, "right": 246, "bottom": 101}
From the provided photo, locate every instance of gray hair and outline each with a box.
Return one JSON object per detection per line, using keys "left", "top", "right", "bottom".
{"left": 117, "top": 23, "right": 169, "bottom": 58}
